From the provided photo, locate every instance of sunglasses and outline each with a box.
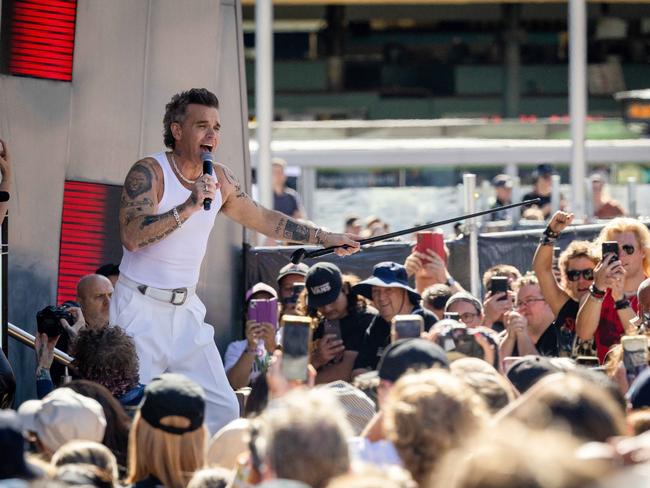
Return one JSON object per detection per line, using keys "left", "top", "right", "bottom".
{"left": 516, "top": 297, "right": 546, "bottom": 308}
{"left": 565, "top": 268, "right": 594, "bottom": 282}
{"left": 621, "top": 244, "right": 636, "bottom": 255}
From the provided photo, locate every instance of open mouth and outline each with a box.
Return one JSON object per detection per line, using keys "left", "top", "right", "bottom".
{"left": 200, "top": 144, "right": 213, "bottom": 153}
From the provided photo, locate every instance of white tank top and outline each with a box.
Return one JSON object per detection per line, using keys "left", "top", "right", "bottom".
{"left": 119, "top": 151, "right": 222, "bottom": 288}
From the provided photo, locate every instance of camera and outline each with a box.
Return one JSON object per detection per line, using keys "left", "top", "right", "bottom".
{"left": 36, "top": 302, "right": 77, "bottom": 338}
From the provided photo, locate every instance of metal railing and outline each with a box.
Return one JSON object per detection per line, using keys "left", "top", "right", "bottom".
{"left": 8, "top": 322, "right": 73, "bottom": 366}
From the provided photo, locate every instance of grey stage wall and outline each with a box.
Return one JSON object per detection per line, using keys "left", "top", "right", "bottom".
{"left": 0, "top": 0, "right": 249, "bottom": 405}
{"left": 245, "top": 223, "right": 609, "bottom": 298}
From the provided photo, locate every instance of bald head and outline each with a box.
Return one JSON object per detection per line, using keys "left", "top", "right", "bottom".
{"left": 76, "top": 274, "right": 113, "bottom": 329}
{"left": 637, "top": 278, "right": 650, "bottom": 322}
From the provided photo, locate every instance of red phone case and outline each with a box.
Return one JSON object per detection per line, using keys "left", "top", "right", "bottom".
{"left": 416, "top": 231, "right": 446, "bottom": 264}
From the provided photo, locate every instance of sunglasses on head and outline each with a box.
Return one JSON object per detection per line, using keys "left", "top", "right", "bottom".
{"left": 566, "top": 269, "right": 594, "bottom": 282}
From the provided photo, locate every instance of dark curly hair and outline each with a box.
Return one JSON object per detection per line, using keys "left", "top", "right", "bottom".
{"left": 72, "top": 326, "right": 140, "bottom": 398}
{"left": 163, "top": 88, "right": 220, "bottom": 149}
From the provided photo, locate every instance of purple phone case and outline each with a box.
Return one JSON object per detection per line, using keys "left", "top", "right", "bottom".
{"left": 248, "top": 298, "right": 278, "bottom": 329}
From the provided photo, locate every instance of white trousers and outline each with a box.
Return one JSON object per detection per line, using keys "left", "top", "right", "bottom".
{"left": 109, "top": 278, "right": 239, "bottom": 434}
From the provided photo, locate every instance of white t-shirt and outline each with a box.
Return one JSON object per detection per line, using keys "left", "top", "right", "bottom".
{"left": 224, "top": 340, "right": 270, "bottom": 384}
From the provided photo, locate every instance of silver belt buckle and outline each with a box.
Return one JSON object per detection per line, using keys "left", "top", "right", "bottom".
{"left": 171, "top": 288, "right": 188, "bottom": 305}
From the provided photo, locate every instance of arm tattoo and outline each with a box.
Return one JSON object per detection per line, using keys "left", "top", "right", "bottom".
{"left": 283, "top": 219, "right": 310, "bottom": 242}
{"left": 124, "top": 162, "right": 153, "bottom": 198}
{"left": 136, "top": 202, "right": 189, "bottom": 247}
{"left": 222, "top": 166, "right": 237, "bottom": 185}
{"left": 120, "top": 196, "right": 154, "bottom": 210}
{"left": 274, "top": 217, "right": 286, "bottom": 237}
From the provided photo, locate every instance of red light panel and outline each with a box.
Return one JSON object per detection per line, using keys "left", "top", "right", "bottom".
{"left": 8, "top": 0, "right": 77, "bottom": 81}
{"left": 56, "top": 181, "right": 122, "bottom": 304}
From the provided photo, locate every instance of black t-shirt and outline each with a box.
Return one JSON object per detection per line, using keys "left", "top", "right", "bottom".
{"left": 512, "top": 321, "right": 560, "bottom": 358}
{"left": 274, "top": 188, "right": 301, "bottom": 217}
{"left": 313, "top": 305, "right": 379, "bottom": 353}
{"left": 521, "top": 191, "right": 551, "bottom": 217}
{"left": 554, "top": 298, "right": 597, "bottom": 358}
{"left": 353, "top": 307, "right": 437, "bottom": 371}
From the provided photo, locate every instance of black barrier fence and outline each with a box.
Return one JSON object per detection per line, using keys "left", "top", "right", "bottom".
{"left": 245, "top": 221, "right": 624, "bottom": 297}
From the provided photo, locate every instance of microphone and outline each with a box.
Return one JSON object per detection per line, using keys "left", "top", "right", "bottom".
{"left": 202, "top": 151, "right": 213, "bottom": 211}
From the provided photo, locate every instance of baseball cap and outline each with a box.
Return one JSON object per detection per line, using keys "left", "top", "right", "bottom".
{"left": 506, "top": 355, "right": 559, "bottom": 393}
{"left": 531, "top": 163, "right": 556, "bottom": 181}
{"left": 17, "top": 387, "right": 107, "bottom": 454}
{"left": 378, "top": 338, "right": 449, "bottom": 383}
{"left": 445, "top": 291, "right": 483, "bottom": 315}
{"left": 0, "top": 410, "right": 41, "bottom": 480}
{"left": 492, "top": 174, "right": 513, "bottom": 188}
{"left": 245, "top": 282, "right": 278, "bottom": 302}
{"left": 319, "top": 380, "right": 376, "bottom": 436}
{"left": 306, "top": 262, "right": 343, "bottom": 308}
{"left": 277, "top": 262, "right": 309, "bottom": 283}
{"left": 353, "top": 262, "right": 421, "bottom": 305}
{"left": 139, "top": 373, "right": 206, "bottom": 435}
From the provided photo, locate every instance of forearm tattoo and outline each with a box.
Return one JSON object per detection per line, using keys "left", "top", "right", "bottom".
{"left": 273, "top": 217, "right": 311, "bottom": 243}
{"left": 135, "top": 201, "right": 189, "bottom": 247}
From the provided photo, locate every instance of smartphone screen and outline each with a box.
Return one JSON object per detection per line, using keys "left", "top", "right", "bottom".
{"left": 248, "top": 298, "right": 278, "bottom": 330}
{"left": 392, "top": 314, "right": 424, "bottom": 341}
{"left": 444, "top": 312, "right": 460, "bottom": 321}
{"left": 281, "top": 315, "right": 312, "bottom": 381}
{"left": 622, "top": 335, "right": 648, "bottom": 384}
{"left": 602, "top": 241, "right": 619, "bottom": 263}
{"left": 575, "top": 356, "right": 600, "bottom": 367}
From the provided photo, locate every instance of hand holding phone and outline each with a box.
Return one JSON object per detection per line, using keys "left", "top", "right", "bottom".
{"left": 416, "top": 231, "right": 446, "bottom": 265}
{"left": 602, "top": 241, "right": 619, "bottom": 264}
{"left": 248, "top": 298, "right": 279, "bottom": 330}
{"left": 489, "top": 276, "right": 509, "bottom": 301}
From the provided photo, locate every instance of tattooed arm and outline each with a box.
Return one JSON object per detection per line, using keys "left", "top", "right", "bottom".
{"left": 218, "top": 164, "right": 360, "bottom": 254}
{"left": 119, "top": 157, "right": 214, "bottom": 251}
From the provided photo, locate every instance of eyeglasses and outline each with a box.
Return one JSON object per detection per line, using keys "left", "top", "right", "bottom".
{"left": 516, "top": 297, "right": 546, "bottom": 308}
{"left": 566, "top": 268, "right": 594, "bottom": 282}
{"left": 458, "top": 312, "right": 479, "bottom": 323}
{"left": 621, "top": 244, "right": 636, "bottom": 255}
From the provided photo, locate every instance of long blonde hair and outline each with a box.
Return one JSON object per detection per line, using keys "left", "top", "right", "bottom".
{"left": 596, "top": 218, "right": 650, "bottom": 277}
{"left": 126, "top": 411, "right": 207, "bottom": 488}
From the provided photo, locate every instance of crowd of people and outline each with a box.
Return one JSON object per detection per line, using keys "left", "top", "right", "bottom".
{"left": 2, "top": 89, "right": 650, "bottom": 488}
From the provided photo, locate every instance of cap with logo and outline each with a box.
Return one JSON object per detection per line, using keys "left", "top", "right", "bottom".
{"left": 306, "top": 262, "right": 343, "bottom": 308}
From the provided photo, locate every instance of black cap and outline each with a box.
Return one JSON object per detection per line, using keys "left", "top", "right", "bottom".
{"left": 0, "top": 410, "right": 40, "bottom": 480}
{"left": 306, "top": 262, "right": 343, "bottom": 308}
{"left": 378, "top": 338, "right": 449, "bottom": 382}
{"left": 532, "top": 164, "right": 556, "bottom": 181}
{"left": 139, "top": 373, "right": 206, "bottom": 435}
{"left": 506, "top": 355, "right": 559, "bottom": 393}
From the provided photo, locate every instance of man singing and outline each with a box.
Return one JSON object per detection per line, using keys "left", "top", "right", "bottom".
{"left": 111, "top": 88, "right": 358, "bottom": 433}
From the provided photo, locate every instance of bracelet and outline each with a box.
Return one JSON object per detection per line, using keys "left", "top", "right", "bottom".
{"left": 314, "top": 227, "right": 323, "bottom": 245}
{"left": 589, "top": 284, "right": 606, "bottom": 300}
{"left": 615, "top": 298, "right": 631, "bottom": 310}
{"left": 36, "top": 367, "right": 51, "bottom": 381}
{"left": 543, "top": 226, "right": 560, "bottom": 239}
{"left": 540, "top": 235, "right": 557, "bottom": 246}
{"left": 172, "top": 207, "right": 182, "bottom": 229}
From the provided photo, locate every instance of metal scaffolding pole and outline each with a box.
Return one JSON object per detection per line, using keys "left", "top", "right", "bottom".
{"left": 255, "top": 0, "right": 274, "bottom": 210}
{"left": 569, "top": 0, "right": 587, "bottom": 219}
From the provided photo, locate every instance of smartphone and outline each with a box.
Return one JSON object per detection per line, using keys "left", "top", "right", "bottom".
{"left": 444, "top": 312, "right": 460, "bottom": 321}
{"left": 323, "top": 319, "right": 342, "bottom": 341}
{"left": 248, "top": 298, "right": 278, "bottom": 330}
{"left": 622, "top": 335, "right": 648, "bottom": 384}
{"left": 575, "top": 356, "right": 600, "bottom": 367}
{"left": 416, "top": 231, "right": 446, "bottom": 264}
{"left": 281, "top": 315, "right": 312, "bottom": 382}
{"left": 490, "top": 276, "right": 509, "bottom": 300}
{"left": 391, "top": 314, "right": 424, "bottom": 341}
{"left": 284, "top": 282, "right": 305, "bottom": 306}
{"left": 602, "top": 241, "right": 619, "bottom": 263}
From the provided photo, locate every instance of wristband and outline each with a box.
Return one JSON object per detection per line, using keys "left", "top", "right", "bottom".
{"left": 589, "top": 284, "right": 606, "bottom": 300}
{"left": 543, "top": 226, "right": 560, "bottom": 239}
{"left": 615, "top": 298, "right": 631, "bottom": 310}
{"left": 445, "top": 277, "right": 456, "bottom": 287}
{"left": 540, "top": 235, "right": 557, "bottom": 246}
